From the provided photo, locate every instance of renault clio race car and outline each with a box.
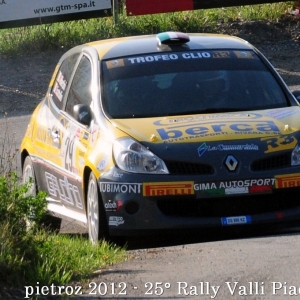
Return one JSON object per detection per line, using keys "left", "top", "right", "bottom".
{"left": 21, "top": 31, "right": 300, "bottom": 242}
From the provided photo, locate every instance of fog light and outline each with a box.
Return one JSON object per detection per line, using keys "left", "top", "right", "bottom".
{"left": 125, "top": 201, "right": 139, "bottom": 215}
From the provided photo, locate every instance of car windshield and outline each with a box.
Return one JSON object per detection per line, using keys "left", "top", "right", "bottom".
{"left": 101, "top": 50, "right": 288, "bottom": 118}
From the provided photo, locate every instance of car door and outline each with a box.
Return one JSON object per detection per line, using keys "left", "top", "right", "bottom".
{"left": 58, "top": 54, "right": 93, "bottom": 213}
{"left": 32, "top": 52, "right": 80, "bottom": 208}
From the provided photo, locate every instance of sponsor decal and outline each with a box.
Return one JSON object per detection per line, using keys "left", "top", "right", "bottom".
{"left": 78, "top": 157, "right": 85, "bottom": 167}
{"left": 198, "top": 143, "right": 208, "bottom": 157}
{"left": 71, "top": 166, "right": 79, "bottom": 175}
{"left": 125, "top": 52, "right": 211, "bottom": 65}
{"left": 221, "top": 216, "right": 252, "bottom": 226}
{"left": 234, "top": 51, "right": 254, "bottom": 59}
{"left": 111, "top": 50, "right": 257, "bottom": 67}
{"left": 203, "top": 186, "right": 248, "bottom": 196}
{"left": 275, "top": 173, "right": 300, "bottom": 189}
{"left": 45, "top": 172, "right": 83, "bottom": 209}
{"left": 78, "top": 150, "right": 85, "bottom": 157}
{"left": 265, "top": 108, "right": 299, "bottom": 120}
{"left": 213, "top": 51, "right": 230, "bottom": 58}
{"left": 112, "top": 171, "right": 123, "bottom": 178}
{"left": 0, "top": 0, "right": 111, "bottom": 24}
{"left": 53, "top": 71, "right": 67, "bottom": 102}
{"left": 104, "top": 200, "right": 122, "bottom": 212}
{"left": 106, "top": 59, "right": 125, "bottom": 69}
{"left": 67, "top": 123, "right": 78, "bottom": 134}
{"left": 97, "top": 157, "right": 109, "bottom": 171}
{"left": 154, "top": 120, "right": 280, "bottom": 142}
{"left": 198, "top": 142, "right": 259, "bottom": 157}
{"left": 262, "top": 135, "right": 297, "bottom": 153}
{"left": 83, "top": 132, "right": 89, "bottom": 140}
{"left": 154, "top": 113, "right": 263, "bottom": 126}
{"left": 36, "top": 125, "right": 61, "bottom": 148}
{"left": 224, "top": 186, "right": 248, "bottom": 195}
{"left": 109, "top": 216, "right": 124, "bottom": 226}
{"left": 249, "top": 184, "right": 272, "bottom": 193}
{"left": 143, "top": 182, "right": 194, "bottom": 196}
{"left": 100, "top": 183, "right": 142, "bottom": 194}
{"left": 194, "top": 178, "right": 275, "bottom": 196}
{"left": 89, "top": 126, "right": 100, "bottom": 147}
{"left": 35, "top": 147, "right": 60, "bottom": 162}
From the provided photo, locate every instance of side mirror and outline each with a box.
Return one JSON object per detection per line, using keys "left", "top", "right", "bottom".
{"left": 292, "top": 90, "right": 300, "bottom": 102}
{"left": 73, "top": 104, "right": 92, "bottom": 126}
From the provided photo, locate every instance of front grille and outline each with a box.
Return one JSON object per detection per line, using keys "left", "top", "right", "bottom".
{"left": 251, "top": 153, "right": 290, "bottom": 171}
{"left": 165, "top": 161, "right": 214, "bottom": 175}
{"left": 156, "top": 188, "right": 300, "bottom": 218}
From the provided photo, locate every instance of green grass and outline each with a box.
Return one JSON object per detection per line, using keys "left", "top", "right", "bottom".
{"left": 21, "top": 232, "right": 127, "bottom": 286}
{"left": 0, "top": 222, "right": 127, "bottom": 296}
{"left": 0, "top": 120, "right": 127, "bottom": 298}
{"left": 0, "top": 172, "right": 127, "bottom": 296}
{"left": 0, "top": 1, "right": 295, "bottom": 55}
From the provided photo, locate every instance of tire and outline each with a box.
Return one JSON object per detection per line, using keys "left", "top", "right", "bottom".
{"left": 87, "top": 172, "right": 108, "bottom": 243}
{"left": 22, "top": 155, "right": 61, "bottom": 232}
{"left": 23, "top": 155, "right": 38, "bottom": 197}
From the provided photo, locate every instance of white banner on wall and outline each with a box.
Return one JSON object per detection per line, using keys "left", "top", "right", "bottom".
{"left": 0, "top": 0, "right": 111, "bottom": 23}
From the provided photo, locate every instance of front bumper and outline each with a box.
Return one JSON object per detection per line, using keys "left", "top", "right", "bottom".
{"left": 98, "top": 168, "right": 300, "bottom": 236}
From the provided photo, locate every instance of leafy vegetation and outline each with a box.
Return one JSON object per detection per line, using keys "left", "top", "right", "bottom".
{"left": 0, "top": 119, "right": 127, "bottom": 298}
{"left": 0, "top": 1, "right": 295, "bottom": 55}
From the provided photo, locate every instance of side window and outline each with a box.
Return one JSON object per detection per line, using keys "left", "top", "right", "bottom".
{"left": 51, "top": 53, "right": 79, "bottom": 109}
{"left": 65, "top": 55, "right": 93, "bottom": 118}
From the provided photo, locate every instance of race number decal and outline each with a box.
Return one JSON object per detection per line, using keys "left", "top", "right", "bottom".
{"left": 64, "top": 135, "right": 76, "bottom": 171}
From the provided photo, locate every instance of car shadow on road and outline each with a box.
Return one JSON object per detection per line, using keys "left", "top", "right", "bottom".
{"left": 59, "top": 221, "right": 300, "bottom": 250}
{"left": 121, "top": 223, "right": 300, "bottom": 250}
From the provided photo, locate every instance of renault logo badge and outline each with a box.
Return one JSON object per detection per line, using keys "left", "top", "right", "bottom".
{"left": 225, "top": 155, "right": 238, "bottom": 171}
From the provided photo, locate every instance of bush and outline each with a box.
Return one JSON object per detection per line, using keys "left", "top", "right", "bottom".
{"left": 0, "top": 171, "right": 47, "bottom": 286}
{"left": 0, "top": 172, "right": 126, "bottom": 289}
{"left": 0, "top": 120, "right": 126, "bottom": 296}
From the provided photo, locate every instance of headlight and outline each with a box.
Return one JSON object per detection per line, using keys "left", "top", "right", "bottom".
{"left": 292, "top": 143, "right": 300, "bottom": 166}
{"left": 113, "top": 137, "right": 169, "bottom": 174}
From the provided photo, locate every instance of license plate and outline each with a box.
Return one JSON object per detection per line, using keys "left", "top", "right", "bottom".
{"left": 221, "top": 215, "right": 252, "bottom": 226}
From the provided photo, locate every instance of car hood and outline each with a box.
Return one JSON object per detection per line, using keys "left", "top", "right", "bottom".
{"left": 111, "top": 107, "right": 300, "bottom": 144}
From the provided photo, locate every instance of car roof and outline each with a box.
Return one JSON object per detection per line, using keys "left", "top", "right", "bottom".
{"left": 86, "top": 33, "right": 255, "bottom": 60}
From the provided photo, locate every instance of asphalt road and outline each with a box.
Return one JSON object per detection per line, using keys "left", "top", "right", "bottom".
{"left": 2, "top": 101, "right": 300, "bottom": 300}
{"left": 79, "top": 228, "right": 300, "bottom": 300}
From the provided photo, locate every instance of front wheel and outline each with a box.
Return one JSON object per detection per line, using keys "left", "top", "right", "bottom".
{"left": 87, "top": 172, "right": 108, "bottom": 243}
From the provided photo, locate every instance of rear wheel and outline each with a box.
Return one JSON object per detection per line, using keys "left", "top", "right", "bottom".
{"left": 23, "top": 156, "right": 37, "bottom": 197}
{"left": 87, "top": 172, "right": 108, "bottom": 243}
{"left": 22, "top": 155, "right": 61, "bottom": 232}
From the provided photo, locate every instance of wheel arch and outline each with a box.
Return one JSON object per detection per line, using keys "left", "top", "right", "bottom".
{"left": 21, "top": 149, "right": 30, "bottom": 171}
{"left": 83, "top": 166, "right": 104, "bottom": 212}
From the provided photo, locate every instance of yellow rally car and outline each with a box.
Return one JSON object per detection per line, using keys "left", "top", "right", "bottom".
{"left": 21, "top": 32, "right": 300, "bottom": 243}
